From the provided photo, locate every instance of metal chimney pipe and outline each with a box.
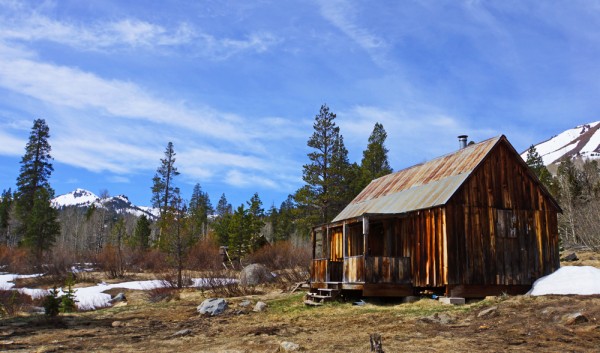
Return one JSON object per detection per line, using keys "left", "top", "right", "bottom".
{"left": 458, "top": 135, "right": 468, "bottom": 149}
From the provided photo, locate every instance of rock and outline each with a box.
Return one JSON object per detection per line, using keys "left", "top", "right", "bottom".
{"left": 172, "top": 329, "right": 192, "bottom": 337}
{"left": 421, "top": 313, "right": 455, "bottom": 325}
{"left": 253, "top": 301, "right": 267, "bottom": 312}
{"left": 239, "top": 300, "right": 252, "bottom": 308}
{"left": 279, "top": 341, "right": 300, "bottom": 352}
{"left": 562, "top": 252, "right": 578, "bottom": 262}
{"left": 111, "top": 321, "right": 125, "bottom": 327}
{"left": 477, "top": 306, "right": 499, "bottom": 318}
{"left": 239, "top": 264, "right": 275, "bottom": 286}
{"left": 439, "top": 297, "right": 465, "bottom": 305}
{"left": 563, "top": 312, "right": 589, "bottom": 325}
{"left": 109, "top": 292, "right": 127, "bottom": 303}
{"left": 197, "top": 298, "right": 228, "bottom": 316}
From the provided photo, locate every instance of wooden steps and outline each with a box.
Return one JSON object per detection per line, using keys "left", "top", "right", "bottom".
{"left": 305, "top": 282, "right": 341, "bottom": 305}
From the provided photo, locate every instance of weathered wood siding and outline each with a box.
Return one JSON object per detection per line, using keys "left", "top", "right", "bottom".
{"left": 404, "top": 207, "right": 446, "bottom": 287}
{"left": 365, "top": 256, "right": 411, "bottom": 284}
{"left": 311, "top": 259, "right": 343, "bottom": 282}
{"left": 344, "top": 255, "right": 364, "bottom": 283}
{"left": 445, "top": 140, "right": 560, "bottom": 286}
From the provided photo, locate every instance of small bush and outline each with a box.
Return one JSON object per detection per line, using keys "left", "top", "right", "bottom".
{"left": 96, "top": 245, "right": 125, "bottom": 279}
{"left": 186, "top": 237, "right": 222, "bottom": 271}
{"left": 0, "top": 289, "right": 33, "bottom": 317}
{"left": 199, "top": 270, "right": 259, "bottom": 297}
{"left": 43, "top": 287, "right": 61, "bottom": 317}
{"left": 60, "top": 273, "right": 77, "bottom": 313}
{"left": 126, "top": 248, "right": 167, "bottom": 272}
{"left": 245, "top": 241, "right": 311, "bottom": 271}
{"left": 0, "top": 246, "right": 35, "bottom": 274}
{"left": 159, "top": 270, "right": 193, "bottom": 288}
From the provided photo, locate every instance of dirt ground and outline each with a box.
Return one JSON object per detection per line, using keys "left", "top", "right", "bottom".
{"left": 1, "top": 253, "right": 600, "bottom": 353}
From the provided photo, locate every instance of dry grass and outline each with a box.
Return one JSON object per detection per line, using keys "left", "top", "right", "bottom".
{"left": 0, "top": 251, "right": 598, "bottom": 352}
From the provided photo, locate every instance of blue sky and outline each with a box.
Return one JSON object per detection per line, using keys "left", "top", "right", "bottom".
{"left": 0, "top": 0, "right": 597, "bottom": 209}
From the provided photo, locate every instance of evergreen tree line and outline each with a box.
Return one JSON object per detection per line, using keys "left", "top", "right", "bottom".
{"left": 525, "top": 145, "right": 600, "bottom": 250}
{"left": 0, "top": 106, "right": 393, "bottom": 275}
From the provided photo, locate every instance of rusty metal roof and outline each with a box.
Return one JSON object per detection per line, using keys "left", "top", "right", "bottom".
{"left": 332, "top": 135, "right": 504, "bottom": 222}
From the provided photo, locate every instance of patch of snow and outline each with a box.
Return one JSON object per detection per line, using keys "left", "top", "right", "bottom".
{"left": 1, "top": 273, "right": 236, "bottom": 311}
{"left": 528, "top": 266, "right": 600, "bottom": 296}
{"left": 0, "top": 273, "right": 43, "bottom": 290}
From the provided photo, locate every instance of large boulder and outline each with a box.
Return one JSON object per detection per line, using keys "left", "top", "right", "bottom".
{"left": 197, "top": 298, "right": 228, "bottom": 316}
{"left": 239, "top": 264, "right": 275, "bottom": 286}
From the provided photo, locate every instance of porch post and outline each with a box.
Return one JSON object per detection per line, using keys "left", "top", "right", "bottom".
{"left": 363, "top": 215, "right": 369, "bottom": 256}
{"left": 343, "top": 221, "right": 348, "bottom": 258}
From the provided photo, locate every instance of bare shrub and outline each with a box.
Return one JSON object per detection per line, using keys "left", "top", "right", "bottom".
{"left": 245, "top": 241, "right": 311, "bottom": 290}
{"left": 41, "top": 246, "right": 78, "bottom": 283}
{"left": 186, "top": 237, "right": 222, "bottom": 271}
{"left": 159, "top": 270, "right": 193, "bottom": 288}
{"left": 0, "top": 246, "right": 35, "bottom": 273}
{"left": 245, "top": 241, "right": 310, "bottom": 271}
{"left": 573, "top": 198, "right": 600, "bottom": 251}
{"left": 146, "top": 286, "right": 180, "bottom": 303}
{"left": 0, "top": 289, "right": 33, "bottom": 317}
{"left": 126, "top": 249, "right": 168, "bottom": 272}
{"left": 199, "top": 270, "right": 259, "bottom": 297}
{"left": 96, "top": 245, "right": 125, "bottom": 279}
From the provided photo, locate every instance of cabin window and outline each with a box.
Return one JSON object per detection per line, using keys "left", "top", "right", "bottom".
{"left": 368, "top": 222, "right": 385, "bottom": 256}
{"left": 496, "top": 209, "right": 518, "bottom": 238}
{"left": 314, "top": 230, "right": 325, "bottom": 259}
{"left": 347, "top": 223, "right": 363, "bottom": 256}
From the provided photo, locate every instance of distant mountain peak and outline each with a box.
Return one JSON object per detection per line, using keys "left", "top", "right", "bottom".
{"left": 522, "top": 121, "right": 600, "bottom": 165}
{"left": 51, "top": 189, "right": 158, "bottom": 220}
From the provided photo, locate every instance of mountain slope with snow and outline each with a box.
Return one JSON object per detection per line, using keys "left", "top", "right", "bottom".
{"left": 521, "top": 121, "right": 600, "bottom": 165}
{"left": 52, "top": 189, "right": 159, "bottom": 220}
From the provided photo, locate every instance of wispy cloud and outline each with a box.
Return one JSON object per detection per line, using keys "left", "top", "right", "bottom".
{"left": 316, "top": 0, "right": 388, "bottom": 65}
{"left": 0, "top": 3, "right": 279, "bottom": 58}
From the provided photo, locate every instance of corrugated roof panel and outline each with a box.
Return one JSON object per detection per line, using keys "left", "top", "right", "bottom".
{"left": 331, "top": 136, "right": 503, "bottom": 222}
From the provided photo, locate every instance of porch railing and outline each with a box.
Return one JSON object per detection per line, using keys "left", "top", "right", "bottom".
{"left": 311, "top": 259, "right": 343, "bottom": 282}
{"left": 365, "top": 256, "right": 411, "bottom": 284}
{"left": 343, "top": 255, "right": 365, "bottom": 283}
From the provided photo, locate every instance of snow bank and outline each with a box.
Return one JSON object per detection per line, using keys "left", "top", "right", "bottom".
{"left": 0, "top": 273, "right": 43, "bottom": 290}
{"left": 529, "top": 266, "right": 600, "bottom": 296}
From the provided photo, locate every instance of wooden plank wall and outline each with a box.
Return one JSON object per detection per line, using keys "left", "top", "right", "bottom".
{"left": 407, "top": 207, "right": 446, "bottom": 287}
{"left": 446, "top": 141, "right": 560, "bottom": 286}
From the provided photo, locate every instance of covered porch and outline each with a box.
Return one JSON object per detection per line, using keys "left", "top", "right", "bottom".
{"left": 310, "top": 215, "right": 413, "bottom": 297}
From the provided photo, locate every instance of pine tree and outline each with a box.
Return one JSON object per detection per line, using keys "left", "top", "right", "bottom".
{"left": 188, "top": 183, "right": 213, "bottom": 238}
{"left": 246, "top": 192, "right": 266, "bottom": 250}
{"left": 213, "top": 193, "right": 232, "bottom": 246}
{"left": 151, "top": 142, "right": 180, "bottom": 218}
{"left": 161, "top": 189, "right": 192, "bottom": 288}
{"left": 273, "top": 195, "right": 296, "bottom": 241}
{"left": 296, "top": 104, "right": 352, "bottom": 226}
{"left": 0, "top": 189, "right": 12, "bottom": 245}
{"left": 359, "top": 122, "right": 393, "bottom": 190}
{"left": 216, "top": 193, "right": 232, "bottom": 217}
{"left": 525, "top": 145, "right": 553, "bottom": 193}
{"left": 132, "top": 215, "right": 151, "bottom": 249}
{"left": 14, "top": 119, "right": 60, "bottom": 256}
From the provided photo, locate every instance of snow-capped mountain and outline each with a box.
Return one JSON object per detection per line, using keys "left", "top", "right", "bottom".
{"left": 52, "top": 188, "right": 159, "bottom": 220}
{"left": 521, "top": 121, "right": 600, "bottom": 165}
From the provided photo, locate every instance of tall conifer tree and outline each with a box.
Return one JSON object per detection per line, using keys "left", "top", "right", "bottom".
{"left": 151, "top": 142, "right": 180, "bottom": 218}
{"left": 14, "top": 119, "right": 60, "bottom": 255}
{"left": 296, "top": 104, "right": 351, "bottom": 225}
{"left": 360, "top": 122, "right": 393, "bottom": 189}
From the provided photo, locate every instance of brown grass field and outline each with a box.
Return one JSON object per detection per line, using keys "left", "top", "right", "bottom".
{"left": 1, "top": 253, "right": 599, "bottom": 352}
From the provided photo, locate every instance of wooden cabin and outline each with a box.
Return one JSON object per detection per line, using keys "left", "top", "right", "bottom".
{"left": 309, "top": 135, "right": 561, "bottom": 299}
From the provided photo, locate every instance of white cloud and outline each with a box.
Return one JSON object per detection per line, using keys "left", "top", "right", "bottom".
{"left": 316, "top": 0, "right": 388, "bottom": 65}
{"left": 0, "top": 5, "right": 279, "bottom": 58}
{"left": 225, "top": 170, "right": 278, "bottom": 189}
{"left": 0, "top": 130, "right": 25, "bottom": 155}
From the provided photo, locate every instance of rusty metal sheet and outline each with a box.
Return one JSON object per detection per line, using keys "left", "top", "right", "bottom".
{"left": 332, "top": 136, "right": 503, "bottom": 222}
